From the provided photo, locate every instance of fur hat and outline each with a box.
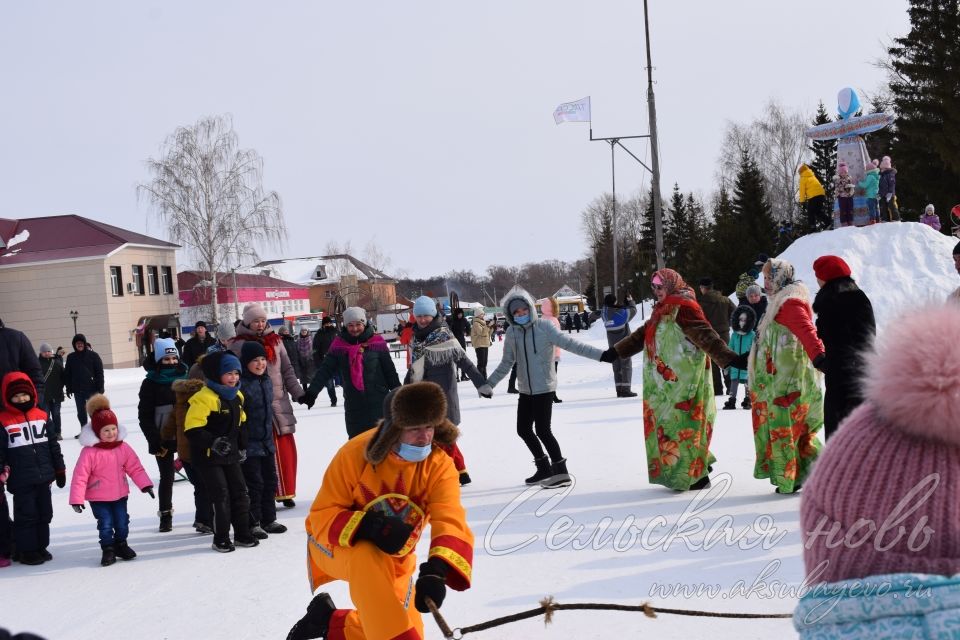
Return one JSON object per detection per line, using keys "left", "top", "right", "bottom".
{"left": 812, "top": 255, "right": 852, "bottom": 283}
{"left": 86, "top": 394, "right": 118, "bottom": 438}
{"left": 413, "top": 296, "right": 437, "bottom": 317}
{"left": 365, "top": 382, "right": 459, "bottom": 465}
{"left": 925, "top": 203, "right": 936, "bottom": 216}
{"left": 801, "top": 305, "right": 960, "bottom": 584}
{"left": 343, "top": 307, "right": 366, "bottom": 325}
{"left": 242, "top": 302, "right": 267, "bottom": 325}
{"left": 153, "top": 337, "right": 179, "bottom": 362}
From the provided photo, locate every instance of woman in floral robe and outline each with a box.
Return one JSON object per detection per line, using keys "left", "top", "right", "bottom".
{"left": 615, "top": 269, "right": 743, "bottom": 491}
{"left": 749, "top": 258, "right": 826, "bottom": 494}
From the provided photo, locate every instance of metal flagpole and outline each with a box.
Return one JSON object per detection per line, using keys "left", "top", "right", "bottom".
{"left": 610, "top": 141, "right": 618, "bottom": 296}
{"left": 644, "top": 0, "right": 665, "bottom": 270}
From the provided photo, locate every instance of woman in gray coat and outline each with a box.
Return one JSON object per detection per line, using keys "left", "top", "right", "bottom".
{"left": 405, "top": 296, "right": 492, "bottom": 486}
{"left": 228, "top": 303, "right": 305, "bottom": 508}
{"left": 487, "top": 287, "right": 609, "bottom": 488}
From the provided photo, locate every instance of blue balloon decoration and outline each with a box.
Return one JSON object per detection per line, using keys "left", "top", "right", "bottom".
{"left": 837, "top": 87, "right": 861, "bottom": 120}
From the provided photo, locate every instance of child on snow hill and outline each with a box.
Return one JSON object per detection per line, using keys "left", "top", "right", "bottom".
{"left": 239, "top": 341, "right": 287, "bottom": 539}
{"left": 184, "top": 351, "right": 258, "bottom": 553}
{"left": 723, "top": 306, "right": 756, "bottom": 410}
{"left": 69, "top": 394, "right": 155, "bottom": 567}
{"left": 921, "top": 203, "right": 942, "bottom": 231}
{"left": 832, "top": 162, "right": 855, "bottom": 227}
{"left": 0, "top": 372, "right": 65, "bottom": 566}
{"left": 858, "top": 161, "right": 881, "bottom": 224}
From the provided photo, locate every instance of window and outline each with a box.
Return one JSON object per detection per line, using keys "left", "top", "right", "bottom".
{"left": 132, "top": 265, "right": 144, "bottom": 295}
{"left": 110, "top": 266, "right": 123, "bottom": 297}
{"left": 147, "top": 266, "right": 159, "bottom": 295}
{"left": 160, "top": 266, "right": 173, "bottom": 294}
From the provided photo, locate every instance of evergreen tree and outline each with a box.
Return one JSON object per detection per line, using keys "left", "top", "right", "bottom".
{"left": 707, "top": 150, "right": 776, "bottom": 294}
{"left": 888, "top": 0, "right": 960, "bottom": 219}
{"left": 809, "top": 101, "right": 836, "bottom": 212}
{"left": 664, "top": 183, "right": 686, "bottom": 269}
{"left": 683, "top": 193, "right": 713, "bottom": 282}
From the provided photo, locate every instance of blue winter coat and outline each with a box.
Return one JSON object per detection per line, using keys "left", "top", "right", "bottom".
{"left": 240, "top": 371, "right": 275, "bottom": 457}
{"left": 794, "top": 573, "right": 960, "bottom": 639}
{"left": 488, "top": 287, "right": 603, "bottom": 395}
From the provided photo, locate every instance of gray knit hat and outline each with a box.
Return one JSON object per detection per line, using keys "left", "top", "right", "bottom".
{"left": 38, "top": 342, "right": 53, "bottom": 354}
{"left": 343, "top": 307, "right": 366, "bottom": 325}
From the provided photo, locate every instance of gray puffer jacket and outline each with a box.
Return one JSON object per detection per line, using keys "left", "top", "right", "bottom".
{"left": 487, "top": 287, "right": 604, "bottom": 395}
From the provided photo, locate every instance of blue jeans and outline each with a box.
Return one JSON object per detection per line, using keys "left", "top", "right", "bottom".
{"left": 866, "top": 197, "right": 879, "bottom": 222}
{"left": 90, "top": 498, "right": 129, "bottom": 548}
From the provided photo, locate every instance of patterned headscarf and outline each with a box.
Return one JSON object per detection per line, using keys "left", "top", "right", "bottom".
{"left": 763, "top": 258, "right": 796, "bottom": 295}
{"left": 652, "top": 268, "right": 695, "bottom": 300}
{"left": 646, "top": 268, "right": 699, "bottom": 358}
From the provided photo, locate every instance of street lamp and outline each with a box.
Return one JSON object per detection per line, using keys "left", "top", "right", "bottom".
{"left": 69, "top": 310, "right": 79, "bottom": 335}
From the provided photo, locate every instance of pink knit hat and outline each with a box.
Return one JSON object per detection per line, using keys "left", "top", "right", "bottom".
{"left": 800, "top": 305, "right": 960, "bottom": 585}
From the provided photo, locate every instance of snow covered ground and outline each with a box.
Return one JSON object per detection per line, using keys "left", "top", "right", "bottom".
{"left": 5, "top": 222, "right": 956, "bottom": 639}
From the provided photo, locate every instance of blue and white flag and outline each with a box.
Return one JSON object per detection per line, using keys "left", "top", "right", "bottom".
{"left": 553, "top": 96, "right": 591, "bottom": 124}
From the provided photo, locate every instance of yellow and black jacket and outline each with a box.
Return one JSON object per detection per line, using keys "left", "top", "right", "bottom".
{"left": 184, "top": 385, "right": 246, "bottom": 466}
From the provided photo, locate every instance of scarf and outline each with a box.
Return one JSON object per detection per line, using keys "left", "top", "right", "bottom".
{"left": 94, "top": 441, "right": 123, "bottom": 450}
{"left": 145, "top": 363, "right": 188, "bottom": 385}
{"left": 328, "top": 333, "right": 389, "bottom": 392}
{"left": 645, "top": 268, "right": 699, "bottom": 360}
{"left": 205, "top": 379, "right": 240, "bottom": 401}
{"left": 409, "top": 321, "right": 464, "bottom": 383}
{"left": 230, "top": 332, "right": 282, "bottom": 363}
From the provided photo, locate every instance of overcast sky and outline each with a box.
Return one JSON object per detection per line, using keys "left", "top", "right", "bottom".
{"left": 0, "top": 1, "right": 910, "bottom": 278}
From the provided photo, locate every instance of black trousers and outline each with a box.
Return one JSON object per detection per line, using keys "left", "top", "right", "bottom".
{"left": 508, "top": 364, "right": 518, "bottom": 391}
{"left": 73, "top": 391, "right": 92, "bottom": 428}
{"left": 199, "top": 463, "right": 250, "bottom": 544}
{"left": 155, "top": 449, "right": 176, "bottom": 513}
{"left": 182, "top": 461, "right": 212, "bottom": 526}
{"left": 241, "top": 455, "right": 278, "bottom": 526}
{"left": 475, "top": 348, "right": 489, "bottom": 378}
{"left": 0, "top": 483, "right": 11, "bottom": 557}
{"left": 516, "top": 393, "right": 561, "bottom": 461}
{"left": 711, "top": 329, "right": 730, "bottom": 394}
{"left": 12, "top": 483, "right": 53, "bottom": 553}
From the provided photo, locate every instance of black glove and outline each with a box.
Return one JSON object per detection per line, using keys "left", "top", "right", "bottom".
{"left": 414, "top": 557, "right": 449, "bottom": 613}
{"left": 812, "top": 353, "right": 827, "bottom": 373}
{"left": 599, "top": 347, "right": 619, "bottom": 363}
{"left": 142, "top": 486, "right": 155, "bottom": 499}
{"left": 72, "top": 504, "right": 85, "bottom": 513}
{"left": 55, "top": 471, "right": 66, "bottom": 489}
{"left": 298, "top": 394, "right": 316, "bottom": 410}
{"left": 354, "top": 511, "right": 414, "bottom": 555}
{"left": 729, "top": 353, "right": 750, "bottom": 370}
{"left": 210, "top": 437, "right": 232, "bottom": 457}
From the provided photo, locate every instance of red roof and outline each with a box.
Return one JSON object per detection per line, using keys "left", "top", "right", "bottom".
{"left": 178, "top": 270, "right": 304, "bottom": 290}
{"left": 0, "top": 214, "right": 178, "bottom": 267}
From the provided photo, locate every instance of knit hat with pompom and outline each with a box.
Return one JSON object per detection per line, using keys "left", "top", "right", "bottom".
{"left": 86, "top": 394, "right": 118, "bottom": 439}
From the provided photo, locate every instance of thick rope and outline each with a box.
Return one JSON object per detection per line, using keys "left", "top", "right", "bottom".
{"left": 426, "top": 596, "right": 793, "bottom": 638}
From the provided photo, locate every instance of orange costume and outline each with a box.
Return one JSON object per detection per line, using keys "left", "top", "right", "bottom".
{"left": 305, "top": 413, "right": 473, "bottom": 640}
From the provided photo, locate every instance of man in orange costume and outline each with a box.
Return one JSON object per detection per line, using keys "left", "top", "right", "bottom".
{"left": 287, "top": 381, "right": 473, "bottom": 640}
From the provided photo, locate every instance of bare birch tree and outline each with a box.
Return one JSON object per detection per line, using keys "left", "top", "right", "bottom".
{"left": 138, "top": 115, "right": 286, "bottom": 323}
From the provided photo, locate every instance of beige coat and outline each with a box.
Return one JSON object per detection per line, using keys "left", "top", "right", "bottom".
{"left": 470, "top": 316, "right": 492, "bottom": 349}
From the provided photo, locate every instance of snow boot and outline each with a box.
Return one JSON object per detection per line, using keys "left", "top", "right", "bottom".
{"left": 524, "top": 456, "right": 552, "bottom": 485}
{"left": 287, "top": 592, "right": 336, "bottom": 640}
{"left": 41, "top": 549, "right": 53, "bottom": 561}
{"left": 263, "top": 521, "right": 288, "bottom": 534}
{"left": 617, "top": 389, "right": 638, "bottom": 398}
{"left": 158, "top": 510, "right": 173, "bottom": 532}
{"left": 251, "top": 524, "right": 269, "bottom": 540}
{"left": 235, "top": 535, "right": 260, "bottom": 548}
{"left": 282, "top": 499, "right": 296, "bottom": 509}
{"left": 540, "top": 458, "right": 572, "bottom": 489}
{"left": 741, "top": 396, "right": 752, "bottom": 410}
{"left": 194, "top": 521, "right": 214, "bottom": 535}
{"left": 100, "top": 545, "right": 116, "bottom": 567}
{"left": 552, "top": 393, "right": 563, "bottom": 404}
{"left": 722, "top": 397, "right": 737, "bottom": 410}
{"left": 212, "top": 539, "right": 235, "bottom": 553}
{"left": 115, "top": 541, "right": 137, "bottom": 561}
{"left": 19, "top": 551, "right": 45, "bottom": 566}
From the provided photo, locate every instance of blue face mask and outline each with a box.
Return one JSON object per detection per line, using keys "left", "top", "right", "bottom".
{"left": 396, "top": 442, "right": 432, "bottom": 462}
{"left": 513, "top": 314, "right": 530, "bottom": 325}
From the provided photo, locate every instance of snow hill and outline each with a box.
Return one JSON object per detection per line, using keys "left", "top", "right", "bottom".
{"left": 6, "top": 222, "right": 959, "bottom": 640}
{"left": 778, "top": 221, "right": 958, "bottom": 327}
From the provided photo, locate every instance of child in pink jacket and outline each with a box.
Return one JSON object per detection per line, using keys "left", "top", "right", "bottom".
{"left": 537, "top": 297, "right": 564, "bottom": 403}
{"left": 69, "top": 394, "right": 154, "bottom": 567}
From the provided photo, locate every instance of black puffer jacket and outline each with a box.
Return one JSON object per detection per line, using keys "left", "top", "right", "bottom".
{"left": 240, "top": 371, "right": 275, "bottom": 457}
{"left": 0, "top": 321, "right": 43, "bottom": 398}
{"left": 138, "top": 361, "right": 188, "bottom": 454}
{"left": 64, "top": 335, "right": 104, "bottom": 395}
{"left": 182, "top": 333, "right": 216, "bottom": 368}
{"left": 0, "top": 373, "right": 65, "bottom": 492}
{"left": 312, "top": 326, "right": 337, "bottom": 366}
{"left": 39, "top": 356, "right": 65, "bottom": 403}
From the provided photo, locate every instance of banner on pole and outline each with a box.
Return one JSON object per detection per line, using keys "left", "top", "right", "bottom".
{"left": 553, "top": 96, "right": 591, "bottom": 124}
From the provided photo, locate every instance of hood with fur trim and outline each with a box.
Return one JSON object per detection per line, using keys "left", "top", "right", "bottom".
{"left": 78, "top": 421, "right": 130, "bottom": 447}
{"left": 501, "top": 287, "right": 539, "bottom": 328}
{"left": 365, "top": 382, "right": 459, "bottom": 465}
{"left": 863, "top": 305, "right": 960, "bottom": 446}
